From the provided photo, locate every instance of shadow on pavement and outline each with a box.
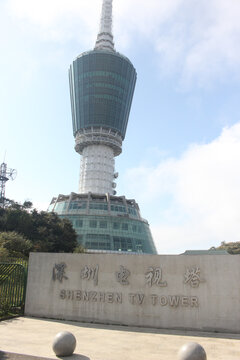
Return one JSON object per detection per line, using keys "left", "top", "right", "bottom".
{"left": 23, "top": 316, "right": 240, "bottom": 341}
{"left": 0, "top": 351, "right": 54, "bottom": 360}
{"left": 0, "top": 350, "right": 90, "bottom": 360}
{"left": 58, "top": 354, "right": 90, "bottom": 360}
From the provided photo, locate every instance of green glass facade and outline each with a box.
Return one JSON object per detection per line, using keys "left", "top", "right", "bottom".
{"left": 69, "top": 50, "right": 137, "bottom": 139}
{"left": 49, "top": 194, "right": 157, "bottom": 254}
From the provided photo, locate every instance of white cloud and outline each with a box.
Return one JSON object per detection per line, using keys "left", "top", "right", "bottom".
{"left": 122, "top": 122, "right": 240, "bottom": 254}
{"left": 153, "top": 0, "right": 240, "bottom": 87}
{"left": 5, "top": 0, "right": 101, "bottom": 44}
{"left": 6, "top": 0, "right": 99, "bottom": 27}
{"left": 4, "top": 0, "right": 240, "bottom": 86}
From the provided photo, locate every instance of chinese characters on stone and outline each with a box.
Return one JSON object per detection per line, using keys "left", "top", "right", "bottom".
{"left": 52, "top": 263, "right": 68, "bottom": 282}
{"left": 184, "top": 267, "right": 202, "bottom": 288}
{"left": 145, "top": 267, "right": 167, "bottom": 287}
{"left": 52, "top": 263, "right": 204, "bottom": 288}
{"left": 52, "top": 263, "right": 99, "bottom": 285}
{"left": 115, "top": 266, "right": 130, "bottom": 285}
{"left": 80, "top": 265, "right": 99, "bottom": 286}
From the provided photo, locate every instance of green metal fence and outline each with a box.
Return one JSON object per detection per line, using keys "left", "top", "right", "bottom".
{"left": 0, "top": 258, "right": 28, "bottom": 312}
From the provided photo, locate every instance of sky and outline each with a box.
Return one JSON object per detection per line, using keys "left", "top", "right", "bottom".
{"left": 1, "top": 0, "right": 240, "bottom": 254}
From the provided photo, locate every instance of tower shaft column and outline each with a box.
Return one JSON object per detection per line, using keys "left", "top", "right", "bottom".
{"left": 79, "top": 144, "right": 115, "bottom": 195}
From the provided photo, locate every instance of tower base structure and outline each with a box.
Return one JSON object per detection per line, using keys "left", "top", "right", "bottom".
{"left": 48, "top": 192, "right": 157, "bottom": 254}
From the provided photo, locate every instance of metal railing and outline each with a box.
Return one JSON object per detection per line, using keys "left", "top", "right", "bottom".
{"left": 0, "top": 258, "right": 28, "bottom": 312}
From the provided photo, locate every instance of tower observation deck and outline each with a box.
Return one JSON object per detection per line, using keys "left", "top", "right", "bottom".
{"left": 49, "top": 0, "right": 157, "bottom": 254}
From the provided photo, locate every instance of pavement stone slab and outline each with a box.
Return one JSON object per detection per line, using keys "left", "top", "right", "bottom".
{"left": 0, "top": 317, "right": 240, "bottom": 360}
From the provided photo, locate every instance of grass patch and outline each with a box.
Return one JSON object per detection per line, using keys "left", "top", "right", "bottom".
{"left": 0, "top": 296, "right": 24, "bottom": 320}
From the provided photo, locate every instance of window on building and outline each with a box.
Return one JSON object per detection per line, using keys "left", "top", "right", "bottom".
{"left": 122, "top": 223, "right": 128, "bottom": 231}
{"left": 113, "top": 222, "right": 120, "bottom": 230}
{"left": 85, "top": 241, "right": 111, "bottom": 250}
{"left": 86, "top": 233, "right": 110, "bottom": 241}
{"left": 136, "top": 239, "right": 143, "bottom": 252}
{"left": 89, "top": 220, "right": 97, "bottom": 228}
{"left": 85, "top": 233, "right": 111, "bottom": 250}
{"left": 75, "top": 220, "right": 83, "bottom": 227}
{"left": 89, "top": 203, "right": 108, "bottom": 210}
{"left": 128, "top": 207, "right": 137, "bottom": 216}
{"left": 113, "top": 236, "right": 134, "bottom": 252}
{"left": 69, "top": 201, "right": 87, "bottom": 210}
{"left": 99, "top": 221, "right": 107, "bottom": 228}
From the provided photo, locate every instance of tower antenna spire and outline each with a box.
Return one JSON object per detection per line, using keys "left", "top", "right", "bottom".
{"left": 95, "top": 0, "right": 115, "bottom": 52}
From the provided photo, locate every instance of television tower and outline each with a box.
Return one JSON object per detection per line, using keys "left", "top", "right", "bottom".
{"left": 49, "top": 0, "right": 157, "bottom": 254}
{"left": 0, "top": 162, "right": 17, "bottom": 207}
{"left": 69, "top": 0, "right": 136, "bottom": 195}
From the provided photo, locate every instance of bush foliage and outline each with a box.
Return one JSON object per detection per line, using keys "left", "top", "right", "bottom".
{"left": 215, "top": 241, "right": 240, "bottom": 254}
{"left": 0, "top": 200, "right": 78, "bottom": 257}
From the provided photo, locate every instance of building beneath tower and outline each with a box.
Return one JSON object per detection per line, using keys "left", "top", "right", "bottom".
{"left": 49, "top": 0, "right": 157, "bottom": 254}
{"left": 48, "top": 193, "right": 156, "bottom": 254}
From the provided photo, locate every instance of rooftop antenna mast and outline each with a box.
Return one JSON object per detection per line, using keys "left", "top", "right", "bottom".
{"left": 95, "top": 0, "right": 115, "bottom": 52}
{"left": 0, "top": 161, "right": 17, "bottom": 207}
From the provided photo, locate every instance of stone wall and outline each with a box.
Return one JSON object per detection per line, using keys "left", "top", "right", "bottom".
{"left": 25, "top": 252, "right": 240, "bottom": 333}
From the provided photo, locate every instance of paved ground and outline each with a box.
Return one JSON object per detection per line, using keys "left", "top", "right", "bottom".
{"left": 0, "top": 351, "right": 53, "bottom": 360}
{"left": 0, "top": 317, "right": 240, "bottom": 360}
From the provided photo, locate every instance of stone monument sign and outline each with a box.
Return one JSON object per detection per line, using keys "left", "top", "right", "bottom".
{"left": 25, "top": 252, "right": 240, "bottom": 333}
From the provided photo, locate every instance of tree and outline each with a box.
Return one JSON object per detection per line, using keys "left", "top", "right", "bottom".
{"left": 29, "top": 211, "right": 78, "bottom": 253}
{"left": 74, "top": 244, "right": 85, "bottom": 253}
{"left": 215, "top": 241, "right": 240, "bottom": 254}
{"left": 0, "top": 231, "right": 33, "bottom": 258}
{"left": 0, "top": 200, "right": 78, "bottom": 255}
